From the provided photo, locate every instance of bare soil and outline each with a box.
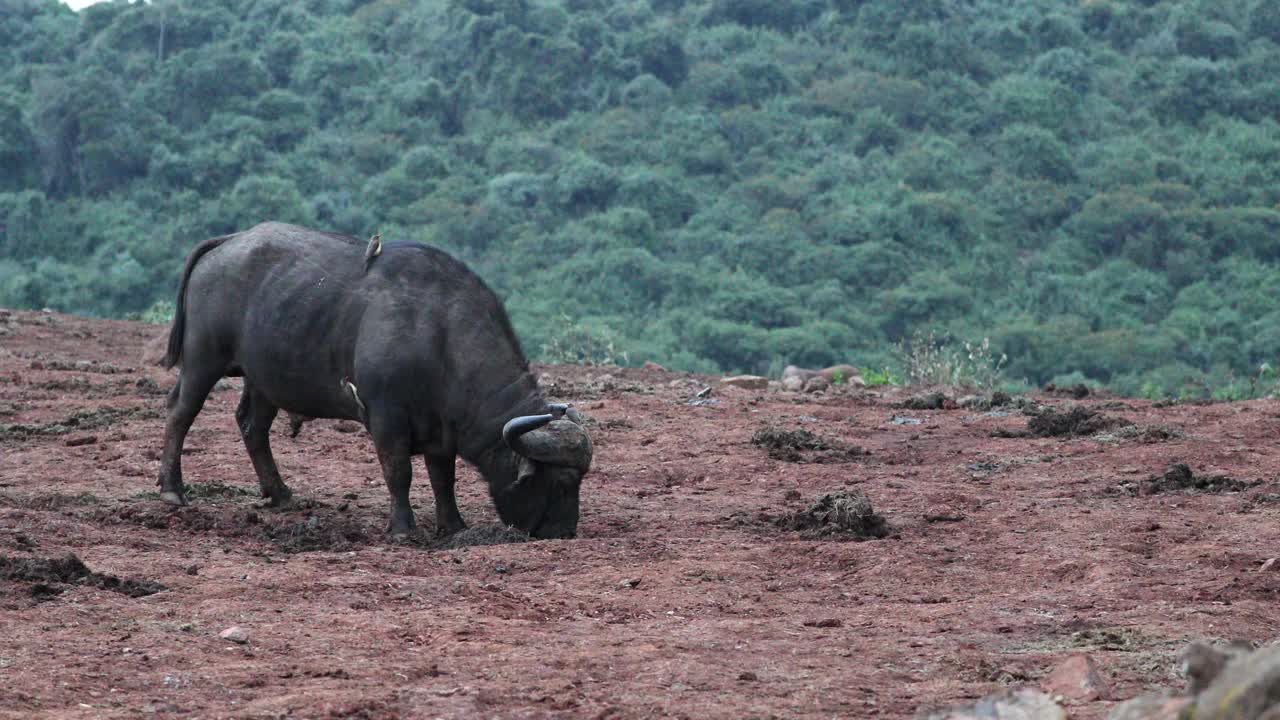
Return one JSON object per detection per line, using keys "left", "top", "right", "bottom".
{"left": 3, "top": 308, "right": 1280, "bottom": 718}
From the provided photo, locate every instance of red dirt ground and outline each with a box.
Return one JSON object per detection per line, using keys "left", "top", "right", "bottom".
{"left": 3, "top": 308, "right": 1280, "bottom": 719}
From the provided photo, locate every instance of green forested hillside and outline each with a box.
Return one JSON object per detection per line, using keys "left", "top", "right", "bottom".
{"left": 2, "top": 0, "right": 1280, "bottom": 396}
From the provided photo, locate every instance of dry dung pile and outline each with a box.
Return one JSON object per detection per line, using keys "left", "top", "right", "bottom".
{"left": 897, "top": 392, "right": 951, "bottom": 410}
{"left": 751, "top": 426, "right": 865, "bottom": 463}
{"left": 431, "top": 525, "right": 531, "bottom": 550}
{"left": 1113, "top": 464, "right": 1259, "bottom": 496}
{"left": 1094, "top": 424, "right": 1183, "bottom": 444}
{"left": 0, "top": 407, "right": 147, "bottom": 441}
{"left": 752, "top": 426, "right": 832, "bottom": 451}
{"left": 996, "top": 405, "right": 1129, "bottom": 438}
{"left": 265, "top": 514, "right": 371, "bottom": 553}
{"left": 1043, "top": 382, "right": 1091, "bottom": 398}
{"left": 775, "top": 491, "right": 888, "bottom": 539}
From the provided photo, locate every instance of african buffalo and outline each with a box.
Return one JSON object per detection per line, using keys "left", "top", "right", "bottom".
{"left": 156, "top": 222, "right": 592, "bottom": 539}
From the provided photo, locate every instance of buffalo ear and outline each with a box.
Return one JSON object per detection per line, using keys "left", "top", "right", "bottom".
{"left": 516, "top": 457, "right": 538, "bottom": 487}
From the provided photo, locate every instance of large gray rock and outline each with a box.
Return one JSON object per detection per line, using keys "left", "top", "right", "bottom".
{"left": 720, "top": 375, "right": 769, "bottom": 391}
{"left": 1181, "top": 640, "right": 1252, "bottom": 694}
{"left": 1106, "top": 694, "right": 1192, "bottom": 720}
{"left": 782, "top": 363, "right": 865, "bottom": 387}
{"left": 1192, "top": 643, "right": 1280, "bottom": 720}
{"left": 917, "top": 689, "right": 1065, "bottom": 720}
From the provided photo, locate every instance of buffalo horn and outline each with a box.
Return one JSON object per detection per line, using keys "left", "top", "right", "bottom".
{"left": 502, "top": 404, "right": 592, "bottom": 471}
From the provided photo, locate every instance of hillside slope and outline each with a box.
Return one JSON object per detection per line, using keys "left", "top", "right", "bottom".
{"left": 2, "top": 309, "right": 1280, "bottom": 717}
{"left": 2, "top": 1, "right": 1280, "bottom": 394}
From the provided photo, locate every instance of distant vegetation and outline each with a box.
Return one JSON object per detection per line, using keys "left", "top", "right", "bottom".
{"left": 3, "top": 0, "right": 1280, "bottom": 398}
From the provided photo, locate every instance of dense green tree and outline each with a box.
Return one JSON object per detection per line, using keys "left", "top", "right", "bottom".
{"left": 3, "top": 0, "right": 1280, "bottom": 395}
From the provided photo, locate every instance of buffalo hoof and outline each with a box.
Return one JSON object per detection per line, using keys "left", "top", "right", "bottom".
{"left": 387, "top": 518, "right": 417, "bottom": 537}
{"left": 254, "top": 495, "right": 297, "bottom": 511}
{"left": 434, "top": 523, "right": 466, "bottom": 539}
{"left": 256, "top": 487, "right": 296, "bottom": 510}
{"left": 159, "top": 490, "right": 188, "bottom": 507}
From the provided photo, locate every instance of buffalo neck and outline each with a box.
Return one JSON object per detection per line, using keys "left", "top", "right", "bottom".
{"left": 470, "top": 442, "right": 522, "bottom": 499}
{"left": 455, "top": 370, "right": 547, "bottom": 465}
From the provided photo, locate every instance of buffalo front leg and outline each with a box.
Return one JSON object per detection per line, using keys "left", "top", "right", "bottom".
{"left": 371, "top": 421, "right": 415, "bottom": 535}
{"left": 235, "top": 385, "right": 294, "bottom": 507}
{"left": 425, "top": 455, "right": 465, "bottom": 537}
{"left": 157, "top": 367, "right": 222, "bottom": 506}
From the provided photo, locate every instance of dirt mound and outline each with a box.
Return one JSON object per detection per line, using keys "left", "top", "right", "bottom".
{"left": 431, "top": 524, "right": 531, "bottom": 550}
{"left": 774, "top": 491, "right": 889, "bottom": 540}
{"left": 0, "top": 553, "right": 165, "bottom": 598}
{"left": 996, "top": 405, "right": 1129, "bottom": 438}
{"left": 102, "top": 504, "right": 257, "bottom": 535}
{"left": 1112, "top": 464, "right": 1259, "bottom": 496}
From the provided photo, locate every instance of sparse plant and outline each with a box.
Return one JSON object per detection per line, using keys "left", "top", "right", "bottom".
{"left": 126, "top": 300, "right": 175, "bottom": 325}
{"left": 861, "top": 368, "right": 899, "bottom": 387}
{"left": 896, "top": 329, "right": 1007, "bottom": 390}
{"left": 540, "top": 314, "right": 629, "bottom": 367}
{"left": 1201, "top": 363, "right": 1280, "bottom": 402}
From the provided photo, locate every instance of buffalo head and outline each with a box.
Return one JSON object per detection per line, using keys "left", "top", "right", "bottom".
{"left": 497, "top": 404, "right": 592, "bottom": 539}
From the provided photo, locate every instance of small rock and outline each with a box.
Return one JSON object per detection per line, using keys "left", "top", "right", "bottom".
{"left": 595, "top": 374, "right": 616, "bottom": 390}
{"left": 737, "top": 671, "right": 758, "bottom": 682}
{"left": 1259, "top": 558, "right": 1277, "bottom": 573}
{"left": 920, "top": 688, "right": 1066, "bottom": 720}
{"left": 803, "top": 376, "right": 830, "bottom": 393}
{"left": 620, "top": 578, "right": 641, "bottom": 589}
{"left": 1041, "top": 654, "right": 1107, "bottom": 701}
{"left": 1106, "top": 694, "right": 1193, "bottom": 720}
{"left": 781, "top": 375, "right": 805, "bottom": 392}
{"left": 720, "top": 375, "right": 769, "bottom": 391}
{"left": 802, "top": 618, "right": 842, "bottom": 628}
{"left": 494, "top": 564, "right": 508, "bottom": 574}
{"left": 219, "top": 627, "right": 249, "bottom": 645}
{"left": 65, "top": 436, "right": 98, "bottom": 447}
{"left": 185, "top": 565, "right": 199, "bottom": 576}
{"left": 642, "top": 361, "right": 666, "bottom": 371}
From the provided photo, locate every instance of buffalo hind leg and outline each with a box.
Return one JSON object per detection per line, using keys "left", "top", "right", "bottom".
{"left": 235, "top": 385, "right": 294, "bottom": 507}
{"left": 371, "top": 415, "right": 415, "bottom": 535}
{"left": 425, "top": 455, "right": 465, "bottom": 537}
{"left": 157, "top": 366, "right": 222, "bottom": 506}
